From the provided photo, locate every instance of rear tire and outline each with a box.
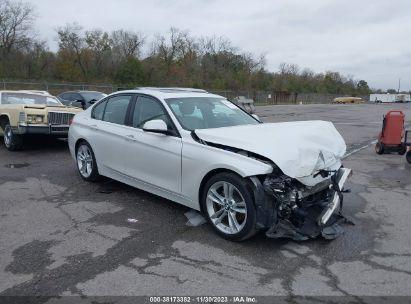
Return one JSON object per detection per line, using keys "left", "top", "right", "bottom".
{"left": 375, "top": 142, "right": 384, "bottom": 155}
{"left": 406, "top": 150, "right": 411, "bottom": 164}
{"left": 3, "top": 125, "right": 23, "bottom": 151}
{"left": 201, "top": 172, "right": 257, "bottom": 241}
{"left": 76, "top": 141, "right": 100, "bottom": 181}
{"left": 398, "top": 144, "right": 406, "bottom": 155}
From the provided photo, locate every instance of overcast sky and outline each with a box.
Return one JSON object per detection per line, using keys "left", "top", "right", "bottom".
{"left": 27, "top": 0, "right": 411, "bottom": 90}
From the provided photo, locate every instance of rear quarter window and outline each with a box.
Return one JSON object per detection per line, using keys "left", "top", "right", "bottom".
{"left": 91, "top": 99, "right": 108, "bottom": 120}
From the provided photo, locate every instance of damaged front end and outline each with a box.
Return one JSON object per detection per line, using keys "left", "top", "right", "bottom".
{"left": 251, "top": 167, "right": 353, "bottom": 241}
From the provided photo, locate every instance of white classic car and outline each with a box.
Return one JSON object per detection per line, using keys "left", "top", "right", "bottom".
{"left": 68, "top": 87, "right": 352, "bottom": 241}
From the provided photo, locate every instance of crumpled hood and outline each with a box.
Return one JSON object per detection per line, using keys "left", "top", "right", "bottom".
{"left": 195, "top": 121, "right": 346, "bottom": 179}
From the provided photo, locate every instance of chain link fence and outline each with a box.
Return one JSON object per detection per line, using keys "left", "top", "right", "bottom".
{"left": 212, "top": 90, "right": 369, "bottom": 105}
{"left": 0, "top": 80, "right": 114, "bottom": 96}
{"left": 1, "top": 80, "right": 368, "bottom": 105}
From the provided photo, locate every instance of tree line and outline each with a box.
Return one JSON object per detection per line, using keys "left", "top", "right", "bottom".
{"left": 0, "top": 0, "right": 372, "bottom": 95}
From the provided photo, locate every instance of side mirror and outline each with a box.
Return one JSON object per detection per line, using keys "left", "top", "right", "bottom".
{"left": 252, "top": 114, "right": 261, "bottom": 122}
{"left": 142, "top": 119, "right": 169, "bottom": 135}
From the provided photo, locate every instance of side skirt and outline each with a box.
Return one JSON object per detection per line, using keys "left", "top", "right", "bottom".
{"left": 99, "top": 165, "right": 199, "bottom": 211}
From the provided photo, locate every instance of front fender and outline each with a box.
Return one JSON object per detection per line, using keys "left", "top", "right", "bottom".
{"left": 182, "top": 139, "right": 273, "bottom": 210}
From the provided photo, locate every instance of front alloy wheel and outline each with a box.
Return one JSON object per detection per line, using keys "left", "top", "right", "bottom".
{"left": 202, "top": 172, "right": 257, "bottom": 241}
{"left": 206, "top": 181, "right": 247, "bottom": 234}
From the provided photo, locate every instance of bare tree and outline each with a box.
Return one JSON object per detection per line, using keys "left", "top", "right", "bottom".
{"left": 85, "top": 29, "right": 111, "bottom": 54}
{"left": 152, "top": 28, "right": 191, "bottom": 68}
{"left": 0, "top": 0, "right": 34, "bottom": 55}
{"left": 85, "top": 29, "right": 112, "bottom": 74}
{"left": 57, "top": 23, "right": 89, "bottom": 80}
{"left": 111, "top": 29, "right": 144, "bottom": 60}
{"left": 279, "top": 62, "right": 299, "bottom": 75}
{"left": 241, "top": 52, "right": 266, "bottom": 73}
{"left": 198, "top": 35, "right": 235, "bottom": 55}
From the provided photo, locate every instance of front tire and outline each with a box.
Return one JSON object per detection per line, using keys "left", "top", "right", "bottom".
{"left": 201, "top": 172, "right": 257, "bottom": 241}
{"left": 3, "top": 125, "right": 23, "bottom": 151}
{"left": 76, "top": 141, "right": 100, "bottom": 181}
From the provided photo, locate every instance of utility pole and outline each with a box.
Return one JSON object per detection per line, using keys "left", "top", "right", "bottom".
{"left": 398, "top": 78, "right": 401, "bottom": 93}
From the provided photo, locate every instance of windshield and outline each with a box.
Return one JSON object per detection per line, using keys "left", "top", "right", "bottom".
{"left": 166, "top": 97, "right": 259, "bottom": 130}
{"left": 1, "top": 93, "right": 62, "bottom": 106}
{"left": 81, "top": 92, "right": 106, "bottom": 102}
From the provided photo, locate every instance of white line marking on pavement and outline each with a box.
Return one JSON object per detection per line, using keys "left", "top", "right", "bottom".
{"left": 334, "top": 122, "right": 381, "bottom": 125}
{"left": 343, "top": 140, "right": 378, "bottom": 159}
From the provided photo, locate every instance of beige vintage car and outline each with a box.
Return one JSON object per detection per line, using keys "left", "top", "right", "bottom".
{"left": 0, "top": 91, "right": 82, "bottom": 151}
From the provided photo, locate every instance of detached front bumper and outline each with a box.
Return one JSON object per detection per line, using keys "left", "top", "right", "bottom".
{"left": 318, "top": 168, "right": 352, "bottom": 226}
{"left": 260, "top": 167, "right": 353, "bottom": 241}
{"left": 16, "top": 124, "right": 70, "bottom": 136}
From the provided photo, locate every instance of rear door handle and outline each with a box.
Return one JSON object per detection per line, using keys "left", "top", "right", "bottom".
{"left": 125, "top": 134, "right": 137, "bottom": 141}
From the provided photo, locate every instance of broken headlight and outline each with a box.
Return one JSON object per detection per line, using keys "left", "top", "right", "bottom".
{"left": 263, "top": 174, "right": 301, "bottom": 218}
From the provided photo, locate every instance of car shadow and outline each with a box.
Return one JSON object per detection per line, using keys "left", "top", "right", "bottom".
{"left": 0, "top": 136, "right": 69, "bottom": 152}
{"left": 89, "top": 175, "right": 291, "bottom": 249}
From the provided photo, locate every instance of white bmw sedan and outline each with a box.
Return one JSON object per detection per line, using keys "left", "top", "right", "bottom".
{"left": 69, "top": 88, "right": 352, "bottom": 241}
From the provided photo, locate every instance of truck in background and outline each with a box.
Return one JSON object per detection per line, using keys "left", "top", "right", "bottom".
{"left": 370, "top": 93, "right": 411, "bottom": 103}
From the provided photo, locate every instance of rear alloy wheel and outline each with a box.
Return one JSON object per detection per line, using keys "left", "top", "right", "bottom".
{"left": 202, "top": 173, "right": 257, "bottom": 241}
{"left": 375, "top": 142, "right": 384, "bottom": 155}
{"left": 76, "top": 142, "right": 100, "bottom": 181}
{"left": 3, "top": 125, "right": 23, "bottom": 151}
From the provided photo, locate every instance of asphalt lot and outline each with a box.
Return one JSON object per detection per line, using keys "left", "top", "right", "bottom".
{"left": 0, "top": 103, "right": 411, "bottom": 301}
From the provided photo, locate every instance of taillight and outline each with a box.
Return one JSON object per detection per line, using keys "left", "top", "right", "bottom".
{"left": 69, "top": 118, "right": 74, "bottom": 125}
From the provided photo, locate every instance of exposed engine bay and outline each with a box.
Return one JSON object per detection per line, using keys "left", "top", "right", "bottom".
{"left": 192, "top": 121, "right": 353, "bottom": 241}
{"left": 252, "top": 167, "right": 353, "bottom": 241}
{"left": 197, "top": 137, "right": 354, "bottom": 241}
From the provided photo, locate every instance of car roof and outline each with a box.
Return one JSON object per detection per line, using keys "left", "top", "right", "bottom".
{"left": 0, "top": 90, "right": 53, "bottom": 96}
{"left": 60, "top": 90, "right": 104, "bottom": 94}
{"left": 109, "top": 87, "right": 223, "bottom": 100}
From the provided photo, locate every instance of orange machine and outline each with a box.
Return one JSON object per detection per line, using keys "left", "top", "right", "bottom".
{"left": 375, "top": 110, "right": 406, "bottom": 155}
